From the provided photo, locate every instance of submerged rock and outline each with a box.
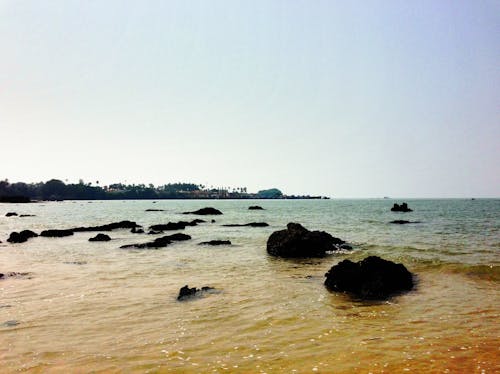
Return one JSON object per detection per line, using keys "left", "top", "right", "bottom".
{"left": 267, "top": 223, "right": 345, "bottom": 258}
{"left": 72, "top": 220, "right": 140, "bottom": 232}
{"left": 145, "top": 209, "right": 164, "bottom": 212}
{"left": 149, "top": 219, "right": 204, "bottom": 232}
{"left": 5, "top": 212, "right": 18, "bottom": 217}
{"left": 19, "top": 214, "right": 36, "bottom": 217}
{"left": 199, "top": 240, "right": 232, "bottom": 246}
{"left": 0, "top": 272, "right": 30, "bottom": 279}
{"left": 89, "top": 233, "right": 111, "bottom": 242}
{"left": 324, "top": 256, "right": 414, "bottom": 300}
{"left": 248, "top": 206, "right": 264, "bottom": 210}
{"left": 183, "top": 207, "right": 223, "bottom": 215}
{"left": 120, "top": 233, "right": 191, "bottom": 249}
{"left": 391, "top": 203, "right": 413, "bottom": 212}
{"left": 390, "top": 220, "right": 420, "bottom": 224}
{"left": 7, "top": 230, "right": 38, "bottom": 243}
{"left": 40, "top": 229, "right": 74, "bottom": 238}
{"left": 223, "top": 222, "right": 269, "bottom": 227}
{"left": 177, "top": 285, "right": 216, "bottom": 301}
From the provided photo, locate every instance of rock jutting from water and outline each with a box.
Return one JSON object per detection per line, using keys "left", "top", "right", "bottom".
{"left": 177, "top": 285, "right": 216, "bottom": 301}
{"left": 19, "top": 214, "right": 36, "bottom": 217}
{"left": 248, "top": 206, "right": 264, "bottom": 210}
{"left": 324, "top": 256, "right": 414, "bottom": 300}
{"left": 199, "top": 240, "right": 232, "bottom": 246}
{"left": 145, "top": 209, "right": 164, "bottom": 212}
{"left": 391, "top": 202, "right": 413, "bottom": 212}
{"left": 266, "top": 223, "right": 346, "bottom": 258}
{"left": 40, "top": 229, "right": 74, "bottom": 238}
{"left": 222, "top": 222, "right": 269, "bottom": 227}
{"left": 149, "top": 219, "right": 204, "bottom": 232}
{"left": 131, "top": 227, "right": 145, "bottom": 234}
{"left": 183, "top": 207, "right": 223, "bottom": 215}
{"left": 390, "top": 220, "right": 420, "bottom": 224}
{"left": 89, "top": 233, "right": 111, "bottom": 242}
{"left": 120, "top": 233, "right": 191, "bottom": 249}
{"left": 72, "top": 220, "right": 140, "bottom": 232}
{"left": 5, "top": 212, "right": 18, "bottom": 217}
{"left": 7, "top": 230, "right": 38, "bottom": 243}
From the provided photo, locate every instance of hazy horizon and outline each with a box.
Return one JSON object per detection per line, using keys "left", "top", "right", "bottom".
{"left": 1, "top": 1, "right": 499, "bottom": 198}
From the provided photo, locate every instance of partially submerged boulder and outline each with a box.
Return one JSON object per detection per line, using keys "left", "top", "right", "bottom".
{"left": 72, "top": 220, "right": 140, "bottom": 232}
{"left": 267, "top": 223, "right": 345, "bottom": 258}
{"left": 223, "top": 222, "right": 269, "bottom": 227}
{"left": 40, "top": 229, "right": 74, "bottom": 238}
{"left": 324, "top": 256, "right": 414, "bottom": 300}
{"left": 89, "top": 233, "right": 111, "bottom": 242}
{"left": 5, "top": 212, "right": 18, "bottom": 217}
{"left": 391, "top": 203, "right": 413, "bottom": 212}
{"left": 183, "top": 207, "right": 223, "bottom": 215}
{"left": 150, "top": 219, "right": 204, "bottom": 232}
{"left": 120, "top": 233, "right": 191, "bottom": 249}
{"left": 131, "top": 227, "right": 145, "bottom": 234}
{"left": 7, "top": 230, "right": 38, "bottom": 243}
{"left": 145, "top": 209, "right": 164, "bottom": 212}
{"left": 199, "top": 240, "right": 231, "bottom": 246}
{"left": 177, "top": 285, "right": 216, "bottom": 301}
{"left": 248, "top": 206, "right": 264, "bottom": 210}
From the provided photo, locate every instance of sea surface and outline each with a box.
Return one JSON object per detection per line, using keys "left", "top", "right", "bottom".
{"left": 0, "top": 199, "right": 499, "bottom": 373}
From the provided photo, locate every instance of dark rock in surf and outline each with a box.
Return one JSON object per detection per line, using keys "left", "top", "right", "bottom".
{"left": 72, "top": 220, "right": 140, "bottom": 232}
{"left": 120, "top": 233, "right": 191, "bottom": 249}
{"left": 183, "top": 207, "right": 223, "bottom": 215}
{"left": 149, "top": 219, "right": 204, "bottom": 231}
{"left": 89, "top": 233, "right": 111, "bottom": 242}
{"left": 223, "top": 222, "right": 269, "bottom": 227}
{"left": 391, "top": 203, "right": 413, "bottom": 212}
{"left": 248, "top": 206, "right": 264, "bottom": 210}
{"left": 199, "top": 240, "right": 232, "bottom": 246}
{"left": 40, "top": 229, "right": 74, "bottom": 238}
{"left": 324, "top": 256, "right": 414, "bottom": 300}
{"left": 145, "top": 209, "right": 164, "bottom": 212}
{"left": 19, "top": 214, "right": 36, "bottom": 217}
{"left": 0, "top": 272, "right": 31, "bottom": 279}
{"left": 177, "top": 285, "right": 216, "bottom": 301}
{"left": 390, "top": 220, "right": 420, "bottom": 224}
{"left": 7, "top": 230, "right": 38, "bottom": 243}
{"left": 131, "top": 227, "right": 145, "bottom": 234}
{"left": 5, "top": 212, "right": 18, "bottom": 217}
{"left": 266, "top": 223, "right": 345, "bottom": 258}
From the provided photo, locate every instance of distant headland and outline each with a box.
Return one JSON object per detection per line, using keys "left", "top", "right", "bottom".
{"left": 0, "top": 179, "right": 329, "bottom": 201}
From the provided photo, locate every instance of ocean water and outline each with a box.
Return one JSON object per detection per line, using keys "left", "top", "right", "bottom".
{"left": 0, "top": 199, "right": 498, "bottom": 373}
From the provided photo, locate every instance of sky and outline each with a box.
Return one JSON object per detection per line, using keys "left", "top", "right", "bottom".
{"left": 1, "top": 0, "right": 499, "bottom": 197}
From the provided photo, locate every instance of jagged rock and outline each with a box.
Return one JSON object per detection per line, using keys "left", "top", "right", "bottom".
{"left": 120, "top": 233, "right": 191, "bottom": 249}
{"left": 199, "top": 240, "right": 232, "bottom": 246}
{"left": 177, "top": 285, "right": 216, "bottom": 301}
{"left": 183, "top": 207, "right": 223, "bottom": 215}
{"left": 72, "top": 220, "right": 140, "bottom": 232}
{"left": 248, "top": 206, "right": 264, "bottom": 210}
{"left": 131, "top": 227, "right": 145, "bottom": 234}
{"left": 150, "top": 220, "right": 203, "bottom": 231}
{"left": 7, "top": 230, "right": 38, "bottom": 243}
{"left": 266, "top": 223, "right": 345, "bottom": 258}
{"left": 40, "top": 229, "right": 74, "bottom": 237}
{"left": 89, "top": 233, "right": 111, "bottom": 242}
{"left": 324, "top": 256, "right": 414, "bottom": 300}
{"left": 391, "top": 203, "right": 413, "bottom": 212}
{"left": 5, "top": 212, "right": 18, "bottom": 217}
{"left": 223, "top": 222, "right": 269, "bottom": 227}
{"left": 0, "top": 272, "right": 31, "bottom": 279}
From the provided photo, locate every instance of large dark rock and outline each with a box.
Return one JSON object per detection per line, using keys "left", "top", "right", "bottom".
{"left": 266, "top": 223, "right": 345, "bottom": 258}
{"left": 223, "top": 222, "right": 269, "bottom": 227}
{"left": 199, "top": 240, "right": 232, "bottom": 246}
{"left": 40, "top": 229, "right": 74, "bottom": 238}
{"left": 177, "top": 285, "right": 216, "bottom": 301}
{"left": 150, "top": 219, "right": 204, "bottom": 231}
{"left": 72, "top": 220, "right": 140, "bottom": 232}
{"left": 248, "top": 206, "right": 264, "bottom": 210}
{"left": 120, "top": 233, "right": 191, "bottom": 249}
{"left": 5, "top": 212, "right": 18, "bottom": 217}
{"left": 183, "top": 207, "right": 223, "bottom": 215}
{"left": 89, "top": 233, "right": 111, "bottom": 242}
{"left": 391, "top": 202, "right": 413, "bottom": 212}
{"left": 324, "top": 256, "right": 414, "bottom": 300}
{"left": 7, "top": 230, "right": 38, "bottom": 243}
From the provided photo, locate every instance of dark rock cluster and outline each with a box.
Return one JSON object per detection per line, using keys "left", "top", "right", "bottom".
{"left": 267, "top": 223, "right": 345, "bottom": 258}
{"left": 324, "top": 256, "right": 414, "bottom": 299}
{"left": 120, "top": 233, "right": 191, "bottom": 249}
{"left": 7, "top": 230, "right": 38, "bottom": 243}
{"left": 177, "top": 285, "right": 215, "bottom": 301}
{"left": 391, "top": 203, "right": 413, "bottom": 212}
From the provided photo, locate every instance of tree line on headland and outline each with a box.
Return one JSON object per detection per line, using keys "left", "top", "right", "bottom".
{"left": 0, "top": 179, "right": 328, "bottom": 201}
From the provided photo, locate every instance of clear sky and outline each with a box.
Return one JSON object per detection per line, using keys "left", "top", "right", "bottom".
{"left": 1, "top": 0, "right": 499, "bottom": 197}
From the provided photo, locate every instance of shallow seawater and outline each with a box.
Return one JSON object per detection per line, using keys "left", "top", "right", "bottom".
{"left": 0, "top": 199, "right": 499, "bottom": 372}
